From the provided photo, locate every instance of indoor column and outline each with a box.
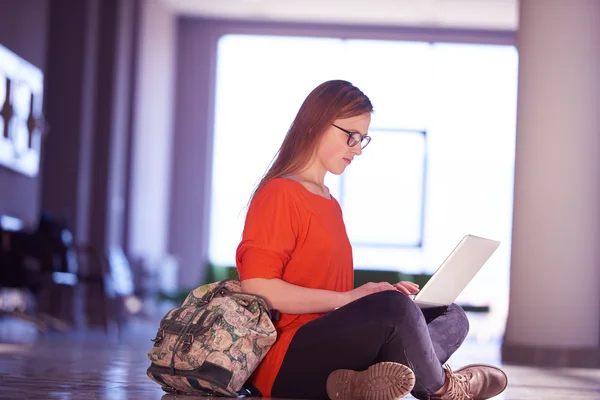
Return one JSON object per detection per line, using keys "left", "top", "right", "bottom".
{"left": 503, "top": 0, "right": 600, "bottom": 367}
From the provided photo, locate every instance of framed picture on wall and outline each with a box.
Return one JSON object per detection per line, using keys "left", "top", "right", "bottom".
{"left": 0, "top": 43, "right": 45, "bottom": 177}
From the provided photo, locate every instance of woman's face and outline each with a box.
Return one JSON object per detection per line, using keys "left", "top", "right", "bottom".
{"left": 316, "top": 113, "right": 371, "bottom": 175}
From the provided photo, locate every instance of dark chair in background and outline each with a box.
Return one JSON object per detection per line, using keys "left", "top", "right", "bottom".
{"left": 0, "top": 212, "right": 77, "bottom": 333}
{"left": 0, "top": 212, "right": 136, "bottom": 335}
{"left": 75, "top": 244, "right": 136, "bottom": 334}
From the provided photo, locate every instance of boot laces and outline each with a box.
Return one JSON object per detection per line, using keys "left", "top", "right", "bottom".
{"left": 443, "top": 365, "right": 473, "bottom": 400}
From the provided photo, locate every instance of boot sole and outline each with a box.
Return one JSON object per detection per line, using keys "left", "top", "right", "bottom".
{"left": 326, "top": 361, "right": 416, "bottom": 400}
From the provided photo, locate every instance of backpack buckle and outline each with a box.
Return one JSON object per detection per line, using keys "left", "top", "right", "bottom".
{"left": 181, "top": 333, "right": 194, "bottom": 353}
{"left": 151, "top": 329, "right": 165, "bottom": 347}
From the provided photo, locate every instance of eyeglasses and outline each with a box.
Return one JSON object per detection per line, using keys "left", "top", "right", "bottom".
{"left": 332, "top": 124, "right": 371, "bottom": 149}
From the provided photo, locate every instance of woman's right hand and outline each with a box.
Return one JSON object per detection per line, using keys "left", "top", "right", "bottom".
{"left": 344, "top": 282, "right": 398, "bottom": 305}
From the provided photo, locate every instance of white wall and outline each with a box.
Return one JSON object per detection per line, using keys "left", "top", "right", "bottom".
{"left": 128, "top": 0, "right": 176, "bottom": 266}
{"left": 161, "top": 0, "right": 518, "bottom": 31}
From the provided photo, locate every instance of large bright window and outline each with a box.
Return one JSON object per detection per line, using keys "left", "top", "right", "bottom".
{"left": 341, "top": 128, "right": 426, "bottom": 248}
{"left": 209, "top": 35, "right": 518, "bottom": 328}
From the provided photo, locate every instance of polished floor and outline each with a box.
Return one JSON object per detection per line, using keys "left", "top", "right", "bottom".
{"left": 1, "top": 314, "right": 599, "bottom": 400}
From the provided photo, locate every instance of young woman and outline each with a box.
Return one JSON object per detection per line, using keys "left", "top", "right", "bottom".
{"left": 236, "top": 80, "right": 508, "bottom": 400}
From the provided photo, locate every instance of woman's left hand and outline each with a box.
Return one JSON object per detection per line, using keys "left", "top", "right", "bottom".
{"left": 393, "top": 281, "right": 420, "bottom": 295}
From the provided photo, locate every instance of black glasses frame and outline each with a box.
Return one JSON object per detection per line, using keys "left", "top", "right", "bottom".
{"left": 332, "top": 124, "right": 371, "bottom": 149}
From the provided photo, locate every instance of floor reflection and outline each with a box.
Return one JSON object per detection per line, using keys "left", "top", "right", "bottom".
{"left": 0, "top": 314, "right": 598, "bottom": 400}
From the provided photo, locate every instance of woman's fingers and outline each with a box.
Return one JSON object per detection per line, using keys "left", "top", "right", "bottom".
{"left": 402, "top": 281, "right": 419, "bottom": 288}
{"left": 393, "top": 282, "right": 412, "bottom": 295}
{"left": 395, "top": 281, "right": 420, "bottom": 294}
{"left": 366, "top": 281, "right": 419, "bottom": 296}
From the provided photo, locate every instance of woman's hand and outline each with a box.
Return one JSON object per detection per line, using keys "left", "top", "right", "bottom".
{"left": 393, "top": 281, "right": 420, "bottom": 295}
{"left": 344, "top": 281, "right": 420, "bottom": 306}
{"left": 345, "top": 282, "right": 397, "bottom": 304}
{"left": 241, "top": 279, "right": 419, "bottom": 314}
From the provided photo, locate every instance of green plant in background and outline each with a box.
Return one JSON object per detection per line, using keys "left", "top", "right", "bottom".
{"left": 159, "top": 263, "right": 488, "bottom": 313}
{"left": 354, "top": 269, "right": 433, "bottom": 288}
{"left": 203, "top": 265, "right": 433, "bottom": 289}
{"left": 157, "top": 262, "right": 239, "bottom": 304}
{"left": 204, "top": 262, "right": 240, "bottom": 283}
{"left": 354, "top": 269, "right": 488, "bottom": 312}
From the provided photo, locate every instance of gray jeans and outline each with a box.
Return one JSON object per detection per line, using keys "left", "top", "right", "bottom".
{"left": 271, "top": 290, "right": 470, "bottom": 399}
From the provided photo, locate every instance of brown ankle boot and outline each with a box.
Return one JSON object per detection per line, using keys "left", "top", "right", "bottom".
{"left": 326, "top": 361, "right": 415, "bottom": 400}
{"left": 430, "top": 364, "right": 508, "bottom": 400}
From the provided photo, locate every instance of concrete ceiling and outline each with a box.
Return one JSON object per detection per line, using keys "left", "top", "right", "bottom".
{"left": 160, "top": 0, "right": 519, "bottom": 30}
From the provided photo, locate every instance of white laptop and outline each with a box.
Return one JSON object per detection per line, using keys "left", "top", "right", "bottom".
{"left": 412, "top": 235, "right": 500, "bottom": 309}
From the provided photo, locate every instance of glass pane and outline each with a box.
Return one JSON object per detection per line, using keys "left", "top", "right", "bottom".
{"left": 342, "top": 40, "right": 432, "bottom": 130}
{"left": 0, "top": 74, "right": 5, "bottom": 138}
{"left": 210, "top": 35, "right": 345, "bottom": 266}
{"left": 325, "top": 173, "right": 341, "bottom": 200}
{"left": 0, "top": 73, "right": 5, "bottom": 105}
{"left": 208, "top": 33, "right": 518, "bottom": 304}
{"left": 13, "top": 80, "right": 30, "bottom": 155}
{"left": 342, "top": 130, "right": 425, "bottom": 246}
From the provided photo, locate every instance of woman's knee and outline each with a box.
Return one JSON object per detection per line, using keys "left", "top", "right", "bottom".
{"left": 359, "top": 290, "right": 424, "bottom": 325}
{"left": 446, "top": 303, "right": 470, "bottom": 341}
{"left": 361, "top": 290, "right": 417, "bottom": 308}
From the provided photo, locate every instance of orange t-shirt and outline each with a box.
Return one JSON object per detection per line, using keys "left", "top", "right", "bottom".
{"left": 235, "top": 177, "right": 354, "bottom": 397}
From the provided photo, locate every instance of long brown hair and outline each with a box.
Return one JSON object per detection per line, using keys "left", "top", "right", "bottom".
{"left": 251, "top": 80, "right": 373, "bottom": 201}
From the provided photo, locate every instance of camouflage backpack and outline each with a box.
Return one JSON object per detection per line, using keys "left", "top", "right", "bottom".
{"left": 146, "top": 279, "right": 278, "bottom": 396}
